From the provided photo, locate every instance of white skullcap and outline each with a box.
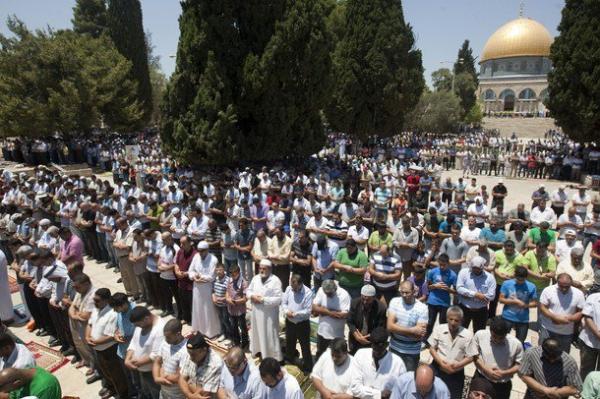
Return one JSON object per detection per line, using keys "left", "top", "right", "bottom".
{"left": 197, "top": 241, "right": 209, "bottom": 250}
{"left": 470, "top": 256, "right": 487, "bottom": 269}
{"left": 39, "top": 219, "right": 51, "bottom": 226}
{"left": 259, "top": 259, "right": 272, "bottom": 267}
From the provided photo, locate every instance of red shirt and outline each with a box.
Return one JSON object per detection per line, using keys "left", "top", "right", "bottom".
{"left": 175, "top": 248, "right": 197, "bottom": 291}
{"left": 407, "top": 175, "right": 420, "bottom": 193}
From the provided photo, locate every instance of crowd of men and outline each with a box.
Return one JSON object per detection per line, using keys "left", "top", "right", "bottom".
{"left": 1, "top": 131, "right": 600, "bottom": 399}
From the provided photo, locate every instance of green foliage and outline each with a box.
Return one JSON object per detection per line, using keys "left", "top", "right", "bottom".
{"left": 405, "top": 90, "right": 462, "bottom": 133}
{"left": 146, "top": 32, "right": 167, "bottom": 126}
{"left": 324, "top": 0, "right": 347, "bottom": 45}
{"left": 454, "top": 39, "right": 478, "bottom": 84}
{"left": 161, "top": 0, "right": 333, "bottom": 165}
{"left": 547, "top": 0, "right": 600, "bottom": 142}
{"left": 431, "top": 68, "right": 453, "bottom": 92}
{"left": 0, "top": 18, "right": 143, "bottom": 137}
{"left": 107, "top": 0, "right": 152, "bottom": 123}
{"left": 72, "top": 0, "right": 107, "bottom": 38}
{"left": 463, "top": 102, "right": 483, "bottom": 125}
{"left": 454, "top": 72, "right": 477, "bottom": 119}
{"left": 325, "top": 0, "right": 424, "bottom": 140}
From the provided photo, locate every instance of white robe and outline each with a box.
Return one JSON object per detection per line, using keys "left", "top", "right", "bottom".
{"left": 247, "top": 274, "right": 283, "bottom": 360}
{"left": 0, "top": 250, "right": 13, "bottom": 321}
{"left": 188, "top": 253, "right": 221, "bottom": 338}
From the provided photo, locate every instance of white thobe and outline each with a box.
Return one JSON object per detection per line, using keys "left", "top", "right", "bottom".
{"left": 0, "top": 251, "right": 13, "bottom": 321}
{"left": 188, "top": 253, "right": 221, "bottom": 338}
{"left": 248, "top": 274, "right": 283, "bottom": 360}
{"left": 350, "top": 348, "right": 406, "bottom": 399}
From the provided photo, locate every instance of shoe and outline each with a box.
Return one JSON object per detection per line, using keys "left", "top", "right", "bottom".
{"left": 48, "top": 337, "right": 61, "bottom": 347}
{"left": 117, "top": 278, "right": 123, "bottom": 283}
{"left": 35, "top": 328, "right": 45, "bottom": 336}
{"left": 86, "top": 373, "right": 102, "bottom": 384}
{"left": 62, "top": 347, "right": 77, "bottom": 357}
{"left": 85, "top": 368, "right": 96, "bottom": 376}
{"left": 100, "top": 390, "right": 114, "bottom": 399}
{"left": 38, "top": 329, "right": 49, "bottom": 337}
{"left": 105, "top": 264, "right": 114, "bottom": 269}
{"left": 75, "top": 360, "right": 86, "bottom": 368}
{"left": 113, "top": 268, "right": 120, "bottom": 274}
{"left": 14, "top": 309, "right": 27, "bottom": 319}
{"left": 26, "top": 320, "right": 36, "bottom": 332}
{"left": 70, "top": 356, "right": 81, "bottom": 364}
{"left": 98, "top": 387, "right": 110, "bottom": 397}
{"left": 160, "top": 310, "right": 170, "bottom": 317}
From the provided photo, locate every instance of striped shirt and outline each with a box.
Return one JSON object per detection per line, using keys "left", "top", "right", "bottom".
{"left": 180, "top": 348, "right": 223, "bottom": 393}
{"left": 326, "top": 220, "right": 348, "bottom": 248}
{"left": 369, "top": 254, "right": 402, "bottom": 290}
{"left": 213, "top": 275, "right": 231, "bottom": 307}
{"left": 154, "top": 339, "right": 188, "bottom": 395}
{"left": 387, "top": 297, "right": 428, "bottom": 355}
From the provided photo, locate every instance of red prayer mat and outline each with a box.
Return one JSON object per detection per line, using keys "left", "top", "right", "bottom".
{"left": 8, "top": 275, "right": 18, "bottom": 294}
{"left": 25, "top": 341, "right": 69, "bottom": 373}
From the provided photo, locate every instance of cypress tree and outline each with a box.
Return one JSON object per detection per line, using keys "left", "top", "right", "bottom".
{"left": 454, "top": 40, "right": 478, "bottom": 84}
{"left": 107, "top": 0, "right": 152, "bottom": 125}
{"left": 453, "top": 40, "right": 478, "bottom": 118}
{"left": 326, "top": 0, "right": 424, "bottom": 140}
{"left": 547, "top": 0, "right": 600, "bottom": 142}
{"left": 72, "top": 0, "right": 107, "bottom": 38}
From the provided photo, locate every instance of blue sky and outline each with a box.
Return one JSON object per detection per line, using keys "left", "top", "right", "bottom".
{"left": 0, "top": 0, "right": 564, "bottom": 86}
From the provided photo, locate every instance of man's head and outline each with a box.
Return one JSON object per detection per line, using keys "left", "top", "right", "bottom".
{"left": 541, "top": 338, "right": 563, "bottom": 363}
{"left": 489, "top": 317, "right": 510, "bottom": 345}
{"left": 514, "top": 266, "right": 528, "bottom": 284}
{"left": 330, "top": 338, "right": 349, "bottom": 367}
{"left": 259, "top": 357, "right": 283, "bottom": 388}
{"left": 0, "top": 333, "right": 16, "bottom": 358}
{"left": 224, "top": 346, "right": 248, "bottom": 377}
{"left": 58, "top": 226, "right": 72, "bottom": 241}
{"left": 110, "top": 292, "right": 130, "bottom": 314}
{"left": 450, "top": 224, "right": 460, "bottom": 239}
{"left": 290, "top": 274, "right": 303, "bottom": 293}
{"left": 370, "top": 327, "right": 389, "bottom": 360}
{"left": 414, "top": 365, "right": 435, "bottom": 397}
{"left": 570, "top": 247, "right": 584, "bottom": 267}
{"left": 399, "top": 280, "right": 415, "bottom": 305}
{"left": 470, "top": 256, "right": 486, "bottom": 276}
{"left": 565, "top": 229, "right": 577, "bottom": 244}
{"left": 163, "top": 319, "right": 183, "bottom": 346}
{"left": 180, "top": 235, "right": 192, "bottom": 252}
{"left": 322, "top": 279, "right": 337, "bottom": 298}
{"left": 468, "top": 377, "right": 496, "bottom": 399}
{"left": 437, "top": 253, "right": 449, "bottom": 270}
{"left": 557, "top": 273, "right": 572, "bottom": 294}
{"left": 446, "top": 306, "right": 463, "bottom": 334}
{"left": 360, "top": 284, "right": 376, "bottom": 308}
{"left": 186, "top": 333, "right": 209, "bottom": 365}
{"left": 503, "top": 239, "right": 515, "bottom": 256}
{"left": 129, "top": 306, "right": 153, "bottom": 329}
{"left": 259, "top": 259, "right": 273, "bottom": 279}
{"left": 71, "top": 273, "right": 91, "bottom": 294}
{"left": 535, "top": 241, "right": 548, "bottom": 257}
{"left": 93, "top": 288, "right": 111, "bottom": 309}
{"left": 346, "top": 239, "right": 357, "bottom": 255}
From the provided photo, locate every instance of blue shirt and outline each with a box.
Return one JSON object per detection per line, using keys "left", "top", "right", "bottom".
{"left": 500, "top": 279, "right": 537, "bottom": 323}
{"left": 456, "top": 269, "right": 497, "bottom": 309}
{"left": 281, "top": 285, "right": 314, "bottom": 323}
{"left": 388, "top": 297, "right": 429, "bottom": 355}
{"left": 390, "top": 371, "right": 450, "bottom": 399}
{"left": 116, "top": 303, "right": 134, "bottom": 358}
{"left": 426, "top": 267, "right": 457, "bottom": 307}
{"left": 312, "top": 242, "right": 339, "bottom": 280}
{"left": 479, "top": 227, "right": 506, "bottom": 244}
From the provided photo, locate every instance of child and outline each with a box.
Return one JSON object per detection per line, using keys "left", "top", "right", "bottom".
{"left": 212, "top": 263, "right": 232, "bottom": 343}
{"left": 225, "top": 265, "right": 249, "bottom": 348}
{"left": 425, "top": 253, "right": 457, "bottom": 338}
{"left": 408, "top": 266, "right": 429, "bottom": 303}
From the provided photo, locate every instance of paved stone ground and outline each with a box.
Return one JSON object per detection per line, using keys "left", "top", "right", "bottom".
{"left": 7, "top": 169, "right": 589, "bottom": 398}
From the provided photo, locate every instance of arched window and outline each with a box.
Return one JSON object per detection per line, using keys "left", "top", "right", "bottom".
{"left": 539, "top": 88, "right": 549, "bottom": 104}
{"left": 499, "top": 89, "right": 516, "bottom": 100}
{"left": 499, "top": 89, "right": 516, "bottom": 111}
{"left": 483, "top": 89, "right": 496, "bottom": 100}
{"left": 519, "top": 88, "right": 537, "bottom": 100}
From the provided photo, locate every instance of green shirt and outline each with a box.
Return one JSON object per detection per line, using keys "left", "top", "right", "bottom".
{"left": 494, "top": 250, "right": 526, "bottom": 284}
{"left": 10, "top": 367, "right": 62, "bottom": 399}
{"left": 367, "top": 231, "right": 393, "bottom": 249}
{"left": 523, "top": 250, "right": 557, "bottom": 291}
{"left": 335, "top": 248, "right": 368, "bottom": 288}
{"left": 528, "top": 227, "right": 557, "bottom": 245}
{"left": 148, "top": 205, "right": 164, "bottom": 230}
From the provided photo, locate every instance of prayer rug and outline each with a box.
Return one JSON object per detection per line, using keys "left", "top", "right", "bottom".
{"left": 25, "top": 341, "right": 69, "bottom": 373}
{"left": 8, "top": 275, "right": 18, "bottom": 294}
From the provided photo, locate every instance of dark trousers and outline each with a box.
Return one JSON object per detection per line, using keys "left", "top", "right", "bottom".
{"left": 216, "top": 306, "right": 233, "bottom": 340}
{"left": 48, "top": 305, "right": 74, "bottom": 350}
{"left": 38, "top": 297, "right": 57, "bottom": 336}
{"left": 23, "top": 285, "right": 45, "bottom": 330}
{"left": 316, "top": 335, "right": 333, "bottom": 361}
{"left": 96, "top": 345, "right": 129, "bottom": 399}
{"left": 580, "top": 341, "right": 600, "bottom": 381}
{"left": 488, "top": 285, "right": 502, "bottom": 319}
{"left": 273, "top": 264, "right": 290, "bottom": 292}
{"left": 83, "top": 229, "right": 101, "bottom": 260}
{"left": 475, "top": 371, "right": 512, "bottom": 399}
{"left": 230, "top": 313, "right": 249, "bottom": 347}
{"left": 285, "top": 319, "right": 313, "bottom": 372}
{"left": 376, "top": 288, "right": 398, "bottom": 306}
{"left": 427, "top": 304, "right": 448, "bottom": 338}
{"left": 158, "top": 278, "right": 178, "bottom": 313}
{"left": 139, "top": 370, "right": 160, "bottom": 399}
{"left": 432, "top": 363, "right": 464, "bottom": 399}
{"left": 118, "top": 355, "right": 139, "bottom": 397}
{"left": 504, "top": 319, "right": 529, "bottom": 344}
{"left": 391, "top": 349, "right": 420, "bottom": 372}
{"left": 460, "top": 305, "right": 488, "bottom": 332}
{"left": 177, "top": 287, "right": 193, "bottom": 324}
{"left": 143, "top": 272, "right": 161, "bottom": 309}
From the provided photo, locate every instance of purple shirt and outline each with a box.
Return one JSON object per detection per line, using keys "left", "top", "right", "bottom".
{"left": 60, "top": 234, "right": 84, "bottom": 265}
{"left": 408, "top": 275, "right": 429, "bottom": 299}
{"left": 250, "top": 203, "right": 269, "bottom": 232}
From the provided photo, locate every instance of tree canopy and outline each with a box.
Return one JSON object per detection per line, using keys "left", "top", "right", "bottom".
{"left": 405, "top": 90, "right": 462, "bottom": 133}
{"left": 0, "top": 18, "right": 144, "bottom": 137}
{"left": 547, "top": 0, "right": 600, "bottom": 142}
{"left": 161, "top": 0, "right": 333, "bottom": 166}
{"left": 72, "top": 0, "right": 107, "bottom": 38}
{"left": 325, "top": 0, "right": 424, "bottom": 140}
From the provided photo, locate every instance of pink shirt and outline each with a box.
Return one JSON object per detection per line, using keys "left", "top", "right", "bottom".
{"left": 60, "top": 234, "right": 84, "bottom": 265}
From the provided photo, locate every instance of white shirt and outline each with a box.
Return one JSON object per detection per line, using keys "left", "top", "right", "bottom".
{"left": 427, "top": 323, "right": 473, "bottom": 363}
{"left": 350, "top": 348, "right": 406, "bottom": 399}
{"left": 311, "top": 348, "right": 355, "bottom": 398}
{"left": 573, "top": 192, "right": 592, "bottom": 214}
{"left": 580, "top": 293, "right": 600, "bottom": 349}
{"left": 259, "top": 371, "right": 303, "bottom": 399}
{"left": 347, "top": 225, "right": 369, "bottom": 251}
{"left": 313, "top": 286, "right": 351, "bottom": 340}
{"left": 88, "top": 305, "right": 117, "bottom": 351}
{"left": 530, "top": 206, "right": 557, "bottom": 227}
{"left": 540, "top": 284, "right": 585, "bottom": 335}
{"left": 460, "top": 226, "right": 481, "bottom": 246}
{"left": 555, "top": 240, "right": 583, "bottom": 262}
{"left": 219, "top": 361, "right": 263, "bottom": 399}
{"left": 128, "top": 318, "right": 165, "bottom": 372}
{"left": 0, "top": 343, "right": 35, "bottom": 370}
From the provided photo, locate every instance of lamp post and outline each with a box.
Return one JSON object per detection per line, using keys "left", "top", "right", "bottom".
{"left": 440, "top": 58, "right": 464, "bottom": 93}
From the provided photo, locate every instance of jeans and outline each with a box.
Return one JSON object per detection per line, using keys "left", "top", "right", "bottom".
{"left": 427, "top": 304, "right": 448, "bottom": 339}
{"left": 230, "top": 313, "right": 249, "bottom": 347}
{"left": 539, "top": 326, "right": 573, "bottom": 354}
{"left": 392, "top": 350, "right": 420, "bottom": 372}
{"left": 504, "top": 318, "right": 529, "bottom": 344}
{"left": 475, "top": 371, "right": 512, "bottom": 399}
{"left": 580, "top": 340, "right": 600, "bottom": 381}
{"left": 237, "top": 257, "right": 254, "bottom": 281}
{"left": 488, "top": 285, "right": 502, "bottom": 319}
{"left": 158, "top": 278, "right": 178, "bottom": 313}
{"left": 216, "top": 305, "right": 233, "bottom": 339}
{"left": 340, "top": 284, "right": 363, "bottom": 300}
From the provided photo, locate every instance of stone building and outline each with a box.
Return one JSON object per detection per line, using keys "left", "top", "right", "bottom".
{"left": 478, "top": 17, "right": 553, "bottom": 115}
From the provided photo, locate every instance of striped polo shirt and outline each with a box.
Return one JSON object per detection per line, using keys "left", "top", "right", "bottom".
{"left": 370, "top": 253, "right": 402, "bottom": 290}
{"left": 388, "top": 297, "right": 428, "bottom": 355}
{"left": 213, "top": 275, "right": 231, "bottom": 307}
{"left": 326, "top": 220, "right": 348, "bottom": 248}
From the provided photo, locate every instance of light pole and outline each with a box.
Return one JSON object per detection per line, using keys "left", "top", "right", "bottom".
{"left": 440, "top": 58, "right": 464, "bottom": 92}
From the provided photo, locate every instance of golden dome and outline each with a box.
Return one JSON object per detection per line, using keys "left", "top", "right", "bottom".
{"left": 480, "top": 17, "right": 553, "bottom": 62}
